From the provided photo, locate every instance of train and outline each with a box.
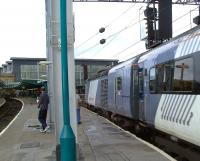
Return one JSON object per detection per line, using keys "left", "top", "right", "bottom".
{"left": 84, "top": 25, "right": 200, "bottom": 149}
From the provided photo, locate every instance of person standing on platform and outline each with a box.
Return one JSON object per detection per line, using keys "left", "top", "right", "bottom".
{"left": 38, "top": 86, "right": 49, "bottom": 133}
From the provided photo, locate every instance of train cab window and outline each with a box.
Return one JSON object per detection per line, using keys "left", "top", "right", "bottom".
{"left": 172, "top": 57, "right": 193, "bottom": 92}
{"left": 115, "top": 77, "right": 122, "bottom": 91}
{"left": 149, "top": 67, "right": 156, "bottom": 92}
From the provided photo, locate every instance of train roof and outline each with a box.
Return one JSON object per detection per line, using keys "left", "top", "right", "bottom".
{"left": 138, "top": 25, "right": 200, "bottom": 64}
{"left": 109, "top": 56, "right": 138, "bottom": 74}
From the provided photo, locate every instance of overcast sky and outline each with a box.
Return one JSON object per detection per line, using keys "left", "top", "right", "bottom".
{"left": 0, "top": 0, "right": 46, "bottom": 66}
{"left": 0, "top": 1, "right": 198, "bottom": 66}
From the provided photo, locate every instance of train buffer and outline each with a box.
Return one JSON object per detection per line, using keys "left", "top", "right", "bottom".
{"left": 77, "top": 108, "right": 176, "bottom": 161}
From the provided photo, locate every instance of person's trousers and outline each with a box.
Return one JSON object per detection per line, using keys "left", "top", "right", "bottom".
{"left": 38, "top": 108, "right": 47, "bottom": 130}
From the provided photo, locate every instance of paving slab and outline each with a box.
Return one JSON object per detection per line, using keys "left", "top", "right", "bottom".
{"left": 78, "top": 108, "right": 176, "bottom": 161}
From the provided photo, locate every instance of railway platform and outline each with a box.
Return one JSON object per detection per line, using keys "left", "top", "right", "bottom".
{"left": 0, "top": 98, "right": 56, "bottom": 161}
{"left": 0, "top": 97, "right": 176, "bottom": 161}
{"left": 77, "top": 108, "right": 176, "bottom": 161}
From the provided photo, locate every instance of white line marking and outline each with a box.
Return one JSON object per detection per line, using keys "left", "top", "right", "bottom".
{"left": 0, "top": 98, "right": 24, "bottom": 137}
{"left": 83, "top": 107, "right": 177, "bottom": 161}
{"left": 0, "top": 98, "right": 6, "bottom": 107}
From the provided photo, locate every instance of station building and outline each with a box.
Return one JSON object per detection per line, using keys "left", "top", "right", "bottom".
{"left": 0, "top": 61, "right": 15, "bottom": 84}
{"left": 1, "top": 57, "right": 118, "bottom": 92}
{"left": 75, "top": 59, "right": 118, "bottom": 94}
{"left": 10, "top": 57, "right": 47, "bottom": 82}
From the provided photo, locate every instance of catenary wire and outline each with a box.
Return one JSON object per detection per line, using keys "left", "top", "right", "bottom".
{"left": 75, "top": 4, "right": 137, "bottom": 49}
{"left": 97, "top": 6, "right": 198, "bottom": 58}
{"left": 77, "top": 5, "right": 198, "bottom": 58}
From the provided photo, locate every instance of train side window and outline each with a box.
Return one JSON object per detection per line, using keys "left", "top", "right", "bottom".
{"left": 115, "top": 77, "right": 122, "bottom": 91}
{"left": 149, "top": 67, "right": 156, "bottom": 92}
{"left": 156, "top": 62, "right": 173, "bottom": 92}
{"left": 172, "top": 57, "right": 193, "bottom": 92}
{"left": 156, "top": 64, "right": 164, "bottom": 92}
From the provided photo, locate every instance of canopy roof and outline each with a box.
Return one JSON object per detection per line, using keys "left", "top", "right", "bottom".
{"left": 1, "top": 79, "right": 47, "bottom": 90}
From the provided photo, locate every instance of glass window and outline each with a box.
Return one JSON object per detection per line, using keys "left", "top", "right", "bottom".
{"left": 156, "top": 62, "right": 173, "bottom": 92}
{"left": 115, "top": 77, "right": 122, "bottom": 91}
{"left": 173, "top": 57, "right": 193, "bottom": 92}
{"left": 149, "top": 67, "right": 156, "bottom": 92}
{"left": 20, "top": 65, "right": 42, "bottom": 80}
{"left": 138, "top": 69, "right": 144, "bottom": 98}
{"left": 87, "top": 65, "right": 105, "bottom": 79}
{"left": 75, "top": 65, "right": 84, "bottom": 86}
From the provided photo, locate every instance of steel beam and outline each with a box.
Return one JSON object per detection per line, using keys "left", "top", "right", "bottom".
{"left": 73, "top": 0, "right": 200, "bottom": 5}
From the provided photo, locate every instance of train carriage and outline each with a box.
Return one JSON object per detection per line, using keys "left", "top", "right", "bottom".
{"left": 107, "top": 57, "right": 140, "bottom": 119}
{"left": 138, "top": 26, "right": 200, "bottom": 147}
{"left": 84, "top": 25, "right": 200, "bottom": 149}
{"left": 86, "top": 79, "right": 99, "bottom": 108}
{"left": 85, "top": 69, "right": 110, "bottom": 109}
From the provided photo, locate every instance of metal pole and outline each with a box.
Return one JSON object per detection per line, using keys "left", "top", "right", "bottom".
{"left": 60, "top": 0, "right": 76, "bottom": 160}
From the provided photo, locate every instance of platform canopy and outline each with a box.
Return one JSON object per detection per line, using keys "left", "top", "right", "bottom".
{"left": 2, "top": 79, "right": 47, "bottom": 90}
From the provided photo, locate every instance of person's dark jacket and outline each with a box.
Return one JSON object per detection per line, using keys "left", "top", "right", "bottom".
{"left": 38, "top": 92, "right": 49, "bottom": 110}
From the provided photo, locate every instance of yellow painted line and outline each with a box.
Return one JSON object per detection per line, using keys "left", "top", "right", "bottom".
{"left": 82, "top": 107, "right": 177, "bottom": 161}
{"left": 0, "top": 98, "right": 24, "bottom": 137}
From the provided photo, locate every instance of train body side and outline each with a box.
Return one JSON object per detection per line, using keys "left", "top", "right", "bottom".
{"left": 87, "top": 79, "right": 99, "bottom": 107}
{"left": 107, "top": 58, "right": 139, "bottom": 119}
{"left": 95, "top": 76, "right": 108, "bottom": 109}
{"left": 84, "top": 25, "right": 200, "bottom": 148}
{"left": 138, "top": 26, "right": 200, "bottom": 147}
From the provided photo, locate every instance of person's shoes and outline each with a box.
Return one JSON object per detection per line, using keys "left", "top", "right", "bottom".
{"left": 43, "top": 125, "right": 50, "bottom": 132}
{"left": 40, "top": 129, "right": 45, "bottom": 133}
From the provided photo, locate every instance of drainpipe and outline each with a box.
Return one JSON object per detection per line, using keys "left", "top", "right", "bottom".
{"left": 60, "top": 0, "right": 76, "bottom": 160}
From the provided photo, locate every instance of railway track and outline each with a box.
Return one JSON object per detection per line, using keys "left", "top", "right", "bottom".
{"left": 82, "top": 103, "right": 200, "bottom": 161}
{"left": 0, "top": 99, "right": 22, "bottom": 133}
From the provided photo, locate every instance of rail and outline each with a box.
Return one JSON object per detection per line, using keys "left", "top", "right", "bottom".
{"left": 0, "top": 98, "right": 6, "bottom": 108}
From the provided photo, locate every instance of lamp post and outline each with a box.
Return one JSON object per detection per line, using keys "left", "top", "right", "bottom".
{"left": 60, "top": 0, "right": 76, "bottom": 161}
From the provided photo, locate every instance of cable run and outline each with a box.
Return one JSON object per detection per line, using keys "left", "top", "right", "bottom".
{"left": 99, "top": 6, "right": 198, "bottom": 58}
{"left": 76, "top": 42, "right": 100, "bottom": 56}
{"left": 76, "top": 32, "right": 99, "bottom": 48}
{"left": 105, "top": 4, "right": 137, "bottom": 28}
{"left": 77, "top": 5, "right": 197, "bottom": 59}
{"left": 173, "top": 6, "right": 198, "bottom": 23}
{"left": 93, "top": 35, "right": 119, "bottom": 57}
{"left": 112, "top": 40, "right": 142, "bottom": 58}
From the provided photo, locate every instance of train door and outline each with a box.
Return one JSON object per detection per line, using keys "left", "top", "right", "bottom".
{"left": 138, "top": 68, "right": 145, "bottom": 121}
{"left": 115, "top": 74, "right": 123, "bottom": 113}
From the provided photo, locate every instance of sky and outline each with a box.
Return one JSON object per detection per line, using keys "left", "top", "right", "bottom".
{"left": 74, "top": 3, "right": 198, "bottom": 61}
{"left": 0, "top": 0, "right": 46, "bottom": 66}
{"left": 0, "top": 0, "right": 199, "bottom": 66}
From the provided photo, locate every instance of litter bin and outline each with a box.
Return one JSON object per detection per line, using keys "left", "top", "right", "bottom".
{"left": 76, "top": 108, "right": 81, "bottom": 124}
